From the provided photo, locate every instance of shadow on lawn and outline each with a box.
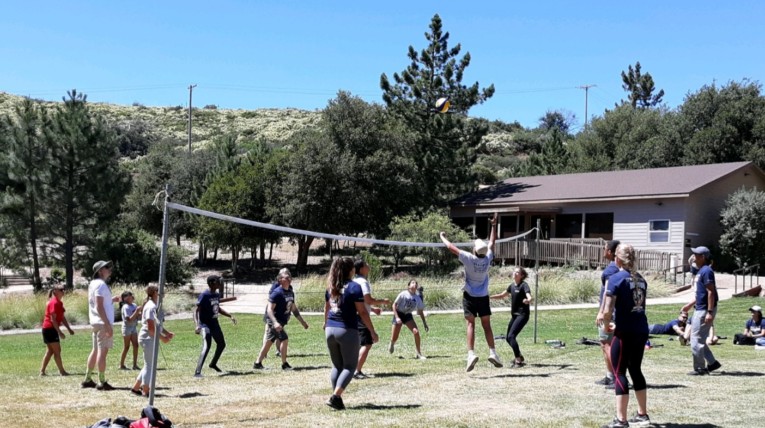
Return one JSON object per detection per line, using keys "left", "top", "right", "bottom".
{"left": 288, "top": 353, "right": 326, "bottom": 358}
{"left": 646, "top": 383, "right": 687, "bottom": 389}
{"left": 654, "top": 424, "right": 721, "bottom": 428}
{"left": 715, "top": 371, "right": 763, "bottom": 377}
{"left": 526, "top": 363, "right": 574, "bottom": 370}
{"left": 178, "top": 392, "right": 206, "bottom": 398}
{"left": 370, "top": 372, "right": 414, "bottom": 378}
{"left": 218, "top": 370, "right": 254, "bottom": 377}
{"left": 352, "top": 403, "right": 422, "bottom": 410}
{"left": 292, "top": 365, "right": 330, "bottom": 371}
{"left": 481, "top": 373, "right": 551, "bottom": 379}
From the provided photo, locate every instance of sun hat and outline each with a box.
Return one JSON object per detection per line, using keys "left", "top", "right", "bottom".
{"left": 474, "top": 239, "right": 489, "bottom": 256}
{"left": 92, "top": 260, "right": 112, "bottom": 278}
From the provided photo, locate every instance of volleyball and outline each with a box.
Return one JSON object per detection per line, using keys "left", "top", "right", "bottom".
{"left": 435, "top": 97, "right": 450, "bottom": 113}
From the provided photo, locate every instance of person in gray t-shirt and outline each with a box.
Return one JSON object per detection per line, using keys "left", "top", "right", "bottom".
{"left": 388, "top": 280, "right": 429, "bottom": 359}
{"left": 440, "top": 213, "right": 503, "bottom": 372}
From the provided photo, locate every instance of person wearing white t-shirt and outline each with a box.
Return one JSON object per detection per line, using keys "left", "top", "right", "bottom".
{"left": 353, "top": 259, "right": 391, "bottom": 379}
{"left": 440, "top": 213, "right": 502, "bottom": 372}
{"left": 82, "top": 260, "right": 121, "bottom": 391}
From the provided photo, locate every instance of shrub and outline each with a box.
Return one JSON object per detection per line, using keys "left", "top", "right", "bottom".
{"left": 358, "top": 250, "right": 383, "bottom": 283}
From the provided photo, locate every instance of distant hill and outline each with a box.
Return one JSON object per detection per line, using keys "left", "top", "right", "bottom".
{"left": 0, "top": 91, "right": 322, "bottom": 149}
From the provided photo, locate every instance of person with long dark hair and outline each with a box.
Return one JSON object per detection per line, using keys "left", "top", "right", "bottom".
{"left": 597, "top": 244, "right": 650, "bottom": 428}
{"left": 490, "top": 267, "right": 532, "bottom": 368}
{"left": 388, "top": 279, "right": 429, "bottom": 359}
{"left": 324, "top": 256, "right": 378, "bottom": 410}
{"left": 40, "top": 285, "right": 74, "bottom": 376}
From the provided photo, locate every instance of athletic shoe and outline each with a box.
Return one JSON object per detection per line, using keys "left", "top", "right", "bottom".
{"left": 209, "top": 364, "right": 222, "bottom": 373}
{"left": 416, "top": 353, "right": 427, "bottom": 360}
{"left": 132, "top": 365, "right": 140, "bottom": 371}
{"left": 275, "top": 350, "right": 281, "bottom": 357}
{"left": 488, "top": 353, "right": 503, "bottom": 368}
{"left": 388, "top": 342, "right": 395, "bottom": 354}
{"left": 130, "top": 389, "right": 143, "bottom": 396}
{"left": 466, "top": 355, "right": 479, "bottom": 372}
{"left": 353, "top": 371, "right": 368, "bottom": 380}
{"left": 193, "top": 373, "right": 203, "bottom": 378}
{"left": 511, "top": 360, "right": 526, "bottom": 368}
{"left": 688, "top": 368, "right": 709, "bottom": 376}
{"left": 601, "top": 417, "right": 629, "bottom": 428}
{"left": 281, "top": 362, "right": 292, "bottom": 370}
{"left": 628, "top": 413, "right": 650, "bottom": 427}
{"left": 118, "top": 365, "right": 129, "bottom": 370}
{"left": 707, "top": 361, "right": 722, "bottom": 372}
{"left": 81, "top": 379, "right": 97, "bottom": 388}
{"left": 325, "top": 394, "right": 345, "bottom": 410}
{"left": 253, "top": 362, "right": 264, "bottom": 370}
{"left": 96, "top": 382, "right": 115, "bottom": 391}
{"left": 595, "top": 377, "right": 614, "bottom": 386}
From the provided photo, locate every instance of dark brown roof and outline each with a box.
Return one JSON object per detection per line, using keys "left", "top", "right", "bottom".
{"left": 452, "top": 161, "right": 756, "bottom": 207}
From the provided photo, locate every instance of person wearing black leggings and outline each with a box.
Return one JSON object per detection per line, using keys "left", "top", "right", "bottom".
{"left": 194, "top": 275, "right": 236, "bottom": 377}
{"left": 597, "top": 244, "right": 650, "bottom": 428}
{"left": 323, "top": 257, "right": 378, "bottom": 410}
{"left": 490, "top": 267, "right": 532, "bottom": 367}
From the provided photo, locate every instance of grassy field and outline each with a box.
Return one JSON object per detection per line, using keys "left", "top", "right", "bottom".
{"left": 1, "top": 297, "right": 763, "bottom": 427}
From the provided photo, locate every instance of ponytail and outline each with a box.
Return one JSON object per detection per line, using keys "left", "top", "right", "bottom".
{"left": 327, "top": 256, "right": 355, "bottom": 299}
{"left": 615, "top": 244, "right": 638, "bottom": 281}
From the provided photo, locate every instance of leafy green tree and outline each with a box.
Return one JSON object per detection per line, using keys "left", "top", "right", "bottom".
{"left": 719, "top": 187, "right": 765, "bottom": 268}
{"left": 621, "top": 61, "right": 665, "bottom": 108}
{"left": 386, "top": 210, "right": 470, "bottom": 270}
{"left": 678, "top": 80, "right": 765, "bottom": 168}
{"left": 380, "top": 13, "right": 494, "bottom": 208}
{"left": 0, "top": 98, "right": 48, "bottom": 289}
{"left": 41, "top": 90, "right": 130, "bottom": 288}
{"left": 113, "top": 119, "right": 158, "bottom": 158}
{"left": 538, "top": 110, "right": 575, "bottom": 135}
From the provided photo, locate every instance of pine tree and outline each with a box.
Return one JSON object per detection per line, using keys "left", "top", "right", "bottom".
{"left": 621, "top": 62, "right": 665, "bottom": 108}
{"left": 0, "top": 98, "right": 48, "bottom": 290}
{"left": 42, "top": 90, "right": 129, "bottom": 288}
{"left": 380, "top": 14, "right": 495, "bottom": 208}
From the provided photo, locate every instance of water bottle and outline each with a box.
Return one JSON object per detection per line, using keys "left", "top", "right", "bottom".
{"left": 545, "top": 340, "right": 561, "bottom": 346}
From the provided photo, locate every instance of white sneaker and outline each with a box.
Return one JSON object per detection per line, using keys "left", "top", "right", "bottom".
{"left": 466, "top": 354, "right": 479, "bottom": 372}
{"left": 416, "top": 353, "right": 427, "bottom": 360}
{"left": 388, "top": 342, "right": 395, "bottom": 354}
{"left": 488, "top": 352, "right": 503, "bottom": 368}
{"left": 193, "top": 373, "right": 203, "bottom": 378}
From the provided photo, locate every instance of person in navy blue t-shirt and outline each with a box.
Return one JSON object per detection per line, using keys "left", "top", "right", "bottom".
{"left": 648, "top": 311, "right": 688, "bottom": 338}
{"left": 597, "top": 244, "right": 650, "bottom": 428}
{"left": 594, "top": 240, "right": 620, "bottom": 387}
{"left": 193, "top": 275, "right": 236, "bottom": 377}
{"left": 733, "top": 305, "right": 765, "bottom": 346}
{"left": 323, "top": 256, "right": 378, "bottom": 410}
{"left": 681, "top": 246, "right": 722, "bottom": 375}
{"left": 253, "top": 269, "right": 308, "bottom": 370}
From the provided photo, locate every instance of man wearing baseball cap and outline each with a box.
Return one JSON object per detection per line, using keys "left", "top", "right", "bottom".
{"left": 733, "top": 305, "right": 765, "bottom": 347}
{"left": 82, "top": 260, "right": 120, "bottom": 390}
{"left": 440, "top": 213, "right": 503, "bottom": 372}
{"left": 681, "top": 246, "right": 722, "bottom": 375}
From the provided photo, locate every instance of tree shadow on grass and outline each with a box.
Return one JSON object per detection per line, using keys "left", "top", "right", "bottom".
{"left": 370, "top": 372, "right": 414, "bottom": 378}
{"left": 715, "top": 371, "right": 763, "bottom": 377}
{"left": 352, "top": 403, "right": 422, "bottom": 410}
{"left": 292, "top": 365, "right": 330, "bottom": 372}
{"left": 178, "top": 392, "right": 206, "bottom": 398}
{"left": 646, "top": 383, "right": 687, "bottom": 390}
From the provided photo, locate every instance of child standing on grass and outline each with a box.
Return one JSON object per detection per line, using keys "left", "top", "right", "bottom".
{"left": 388, "top": 280, "right": 429, "bottom": 359}
{"left": 119, "top": 291, "right": 142, "bottom": 370}
{"left": 40, "top": 284, "right": 74, "bottom": 376}
{"left": 131, "top": 285, "right": 173, "bottom": 397}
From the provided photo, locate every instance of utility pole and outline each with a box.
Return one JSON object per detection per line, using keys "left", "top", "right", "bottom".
{"left": 578, "top": 84, "right": 596, "bottom": 129}
{"left": 187, "top": 84, "right": 197, "bottom": 152}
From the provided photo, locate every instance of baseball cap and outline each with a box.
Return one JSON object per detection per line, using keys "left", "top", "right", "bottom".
{"left": 691, "top": 246, "right": 711, "bottom": 258}
{"left": 474, "top": 239, "right": 489, "bottom": 256}
{"left": 749, "top": 305, "right": 762, "bottom": 314}
{"left": 92, "top": 260, "right": 112, "bottom": 278}
{"left": 207, "top": 275, "right": 222, "bottom": 285}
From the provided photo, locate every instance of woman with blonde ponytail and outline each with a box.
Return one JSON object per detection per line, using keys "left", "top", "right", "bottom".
{"left": 597, "top": 244, "right": 650, "bottom": 428}
{"left": 323, "top": 256, "right": 378, "bottom": 410}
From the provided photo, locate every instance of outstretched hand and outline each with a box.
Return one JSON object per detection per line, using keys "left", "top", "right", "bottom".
{"left": 490, "top": 213, "right": 498, "bottom": 226}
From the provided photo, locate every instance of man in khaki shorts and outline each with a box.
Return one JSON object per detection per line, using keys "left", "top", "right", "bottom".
{"left": 82, "top": 260, "right": 120, "bottom": 390}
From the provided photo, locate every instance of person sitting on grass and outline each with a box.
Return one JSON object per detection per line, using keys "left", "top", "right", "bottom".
{"left": 40, "top": 284, "right": 74, "bottom": 376}
{"left": 118, "top": 291, "right": 143, "bottom": 370}
{"left": 648, "top": 311, "right": 689, "bottom": 344}
{"left": 388, "top": 280, "right": 429, "bottom": 360}
{"left": 733, "top": 305, "right": 765, "bottom": 347}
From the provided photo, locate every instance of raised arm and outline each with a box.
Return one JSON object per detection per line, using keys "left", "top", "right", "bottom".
{"left": 488, "top": 213, "right": 498, "bottom": 252}
{"left": 439, "top": 232, "right": 461, "bottom": 256}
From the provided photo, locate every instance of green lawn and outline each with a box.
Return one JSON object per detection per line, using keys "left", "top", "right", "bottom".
{"left": 1, "top": 297, "right": 762, "bottom": 427}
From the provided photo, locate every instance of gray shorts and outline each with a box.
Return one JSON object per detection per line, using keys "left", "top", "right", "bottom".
{"left": 122, "top": 323, "right": 137, "bottom": 337}
{"left": 598, "top": 324, "right": 614, "bottom": 343}
{"left": 265, "top": 324, "right": 288, "bottom": 342}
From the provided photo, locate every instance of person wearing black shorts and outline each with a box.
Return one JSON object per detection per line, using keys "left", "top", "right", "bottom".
{"left": 388, "top": 280, "right": 429, "bottom": 359}
{"left": 353, "top": 259, "right": 390, "bottom": 379}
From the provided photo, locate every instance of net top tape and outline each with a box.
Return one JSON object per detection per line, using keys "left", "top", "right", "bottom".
{"left": 167, "top": 202, "right": 537, "bottom": 248}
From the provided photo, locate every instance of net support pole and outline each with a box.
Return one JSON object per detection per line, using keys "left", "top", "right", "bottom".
{"left": 148, "top": 184, "right": 171, "bottom": 407}
{"left": 533, "top": 218, "right": 540, "bottom": 344}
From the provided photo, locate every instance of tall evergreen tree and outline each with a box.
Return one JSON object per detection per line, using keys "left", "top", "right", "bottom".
{"left": 41, "top": 90, "right": 129, "bottom": 288}
{"left": 621, "top": 61, "right": 665, "bottom": 108}
{"left": 0, "top": 98, "right": 48, "bottom": 290}
{"left": 380, "top": 14, "right": 494, "bottom": 208}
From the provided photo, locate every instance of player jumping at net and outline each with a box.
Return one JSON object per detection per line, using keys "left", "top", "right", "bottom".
{"left": 440, "top": 213, "right": 503, "bottom": 371}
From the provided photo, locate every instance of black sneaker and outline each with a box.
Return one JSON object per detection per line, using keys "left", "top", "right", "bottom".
{"left": 601, "top": 417, "right": 629, "bottom": 428}
{"left": 707, "top": 361, "right": 722, "bottom": 372}
{"left": 281, "top": 362, "right": 292, "bottom": 370}
{"left": 81, "top": 379, "right": 97, "bottom": 388}
{"left": 129, "top": 388, "right": 143, "bottom": 396}
{"left": 628, "top": 413, "right": 650, "bottom": 427}
{"left": 325, "top": 394, "right": 345, "bottom": 410}
{"left": 353, "top": 371, "right": 368, "bottom": 379}
{"left": 595, "top": 377, "right": 614, "bottom": 386}
{"left": 209, "top": 364, "right": 222, "bottom": 373}
{"left": 253, "top": 362, "right": 264, "bottom": 370}
{"left": 688, "top": 368, "right": 709, "bottom": 376}
{"left": 96, "top": 381, "right": 115, "bottom": 391}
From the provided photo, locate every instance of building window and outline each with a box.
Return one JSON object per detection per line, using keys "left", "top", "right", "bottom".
{"left": 585, "top": 213, "right": 614, "bottom": 240}
{"left": 649, "top": 220, "right": 670, "bottom": 243}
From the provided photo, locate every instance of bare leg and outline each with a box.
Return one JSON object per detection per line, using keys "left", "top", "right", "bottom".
{"left": 131, "top": 334, "right": 139, "bottom": 368}
{"left": 279, "top": 339, "right": 288, "bottom": 365}
{"left": 480, "top": 315, "right": 496, "bottom": 348}
{"left": 635, "top": 389, "right": 647, "bottom": 416}
{"left": 356, "top": 344, "right": 372, "bottom": 373}
{"left": 256, "top": 340, "right": 273, "bottom": 364}
{"left": 465, "top": 315, "right": 476, "bottom": 351}
{"left": 41, "top": 344, "right": 54, "bottom": 375}
{"left": 390, "top": 323, "right": 403, "bottom": 345}
{"left": 405, "top": 321, "right": 422, "bottom": 355}
{"left": 120, "top": 336, "right": 130, "bottom": 368}
{"left": 616, "top": 394, "right": 629, "bottom": 422}
{"left": 50, "top": 342, "right": 67, "bottom": 375}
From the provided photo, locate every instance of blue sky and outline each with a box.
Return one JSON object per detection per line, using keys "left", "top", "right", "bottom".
{"left": 1, "top": 1, "right": 763, "bottom": 130}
